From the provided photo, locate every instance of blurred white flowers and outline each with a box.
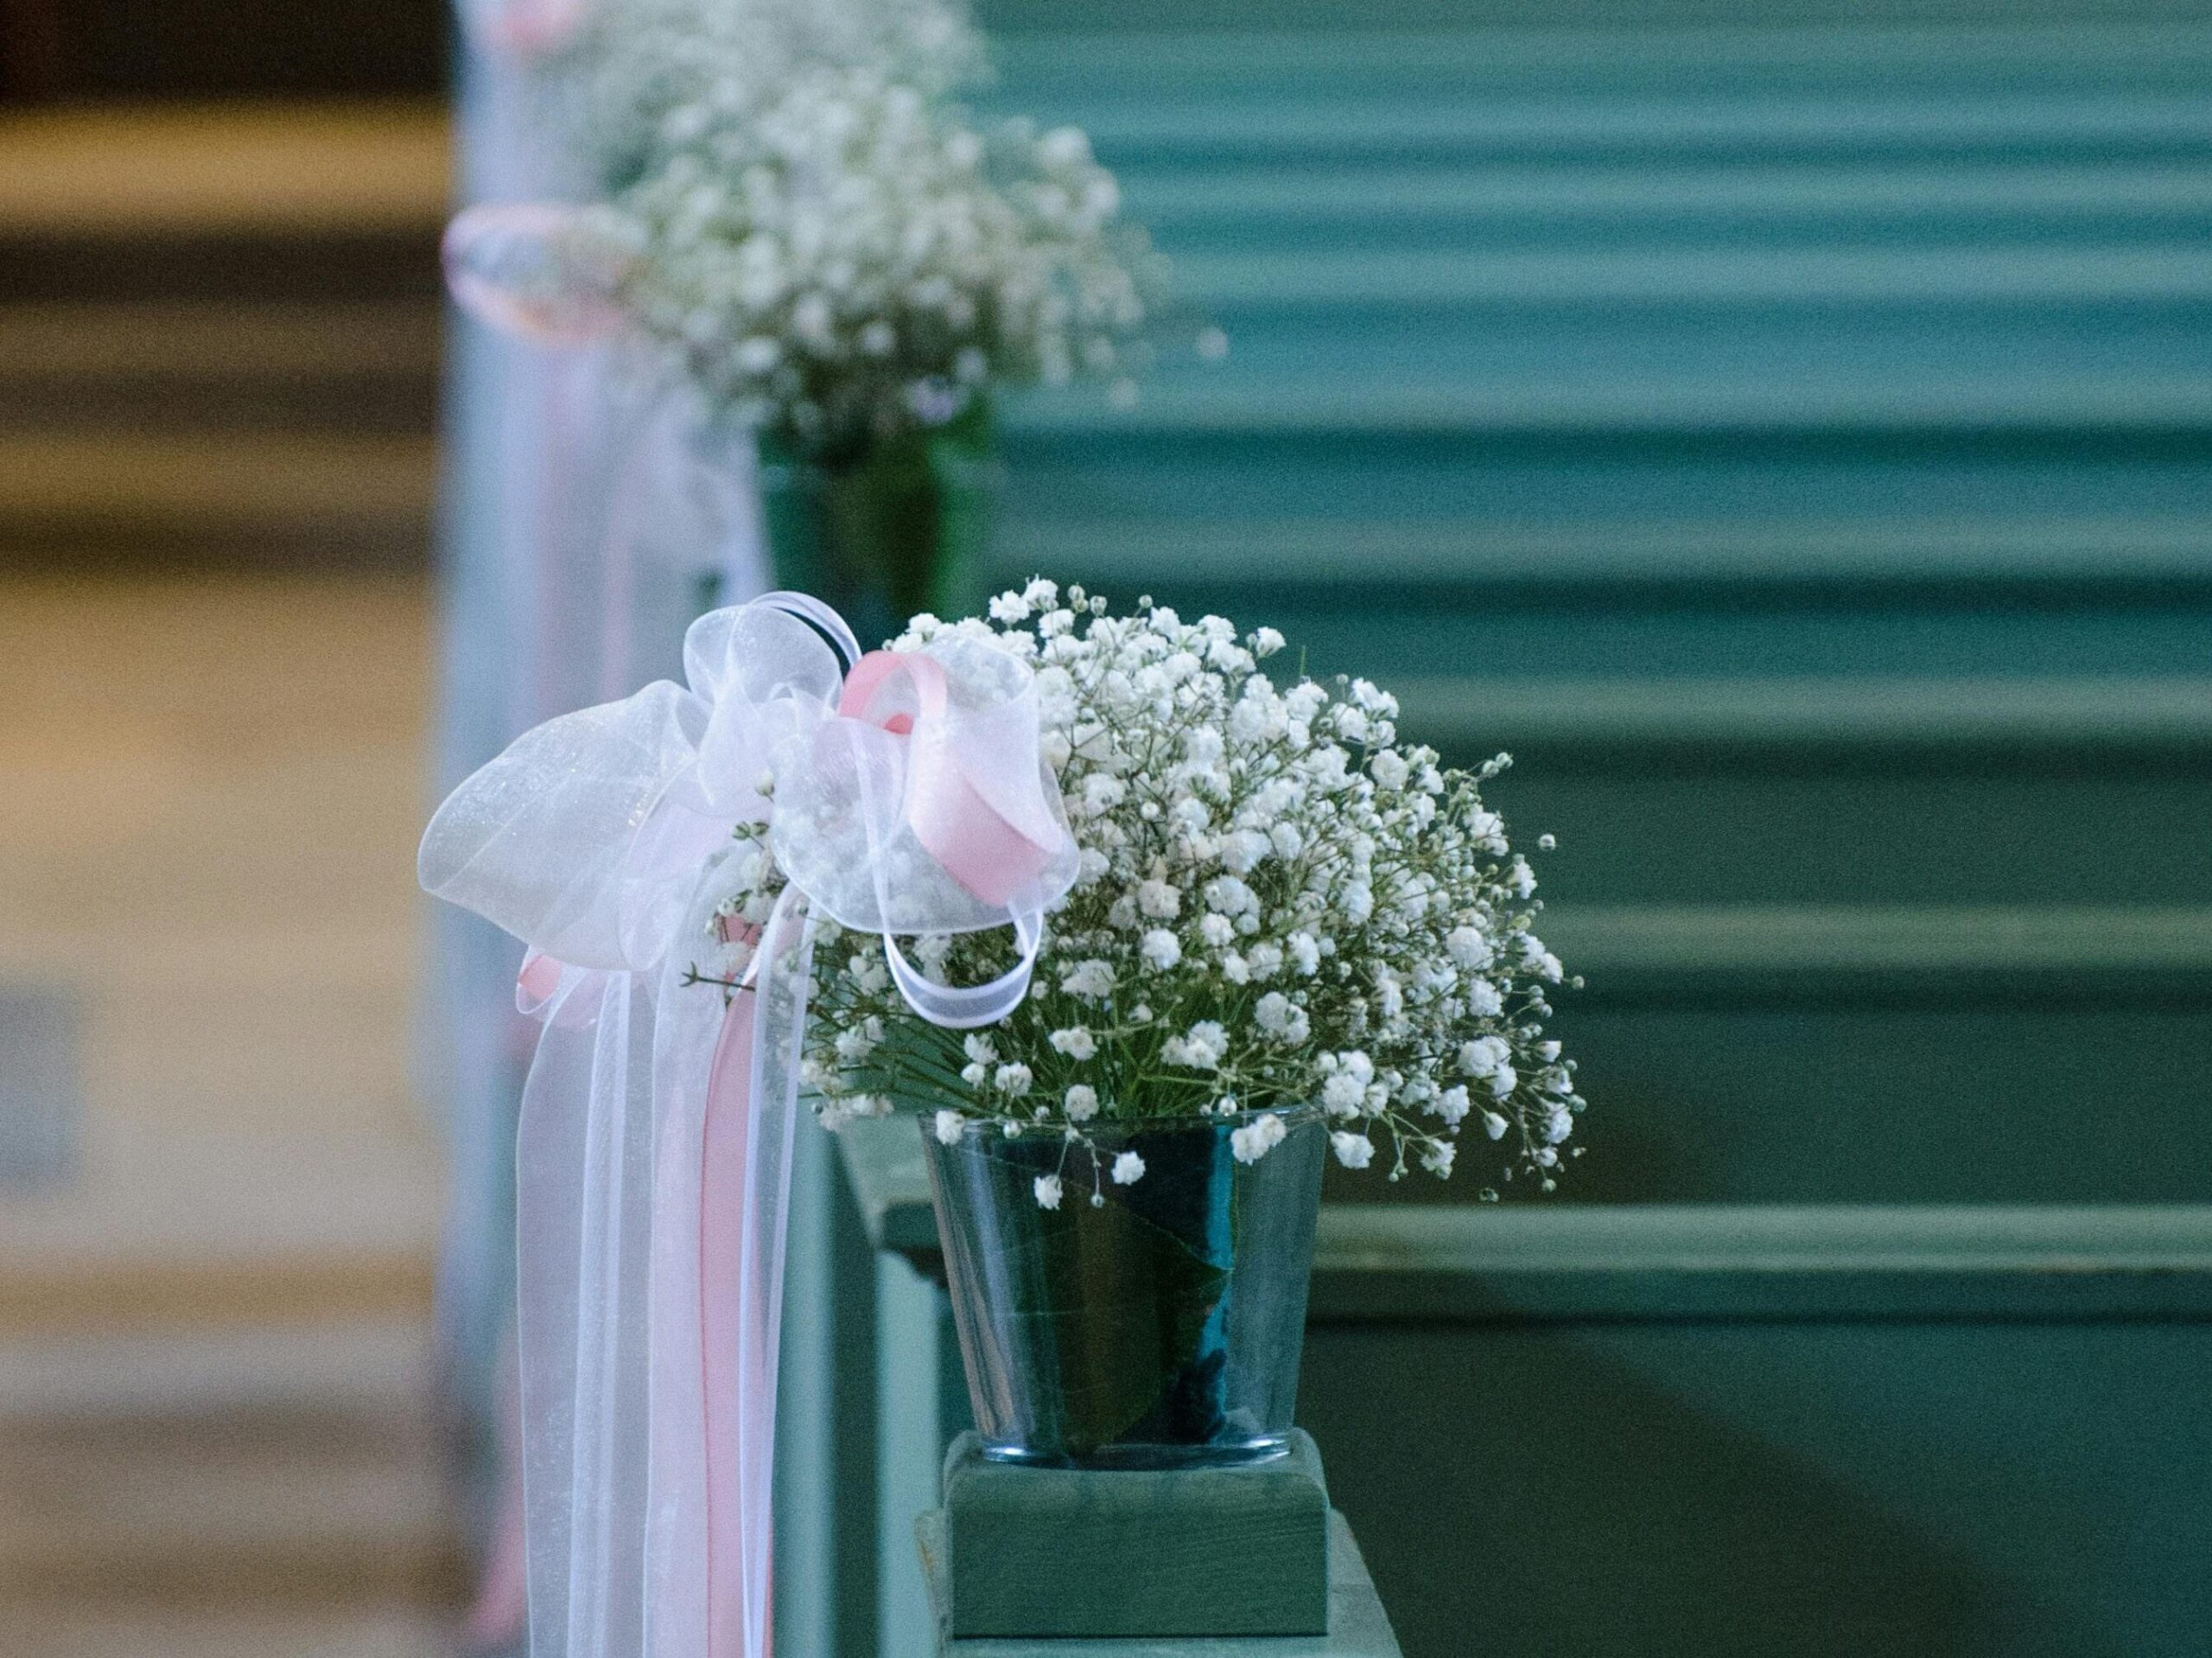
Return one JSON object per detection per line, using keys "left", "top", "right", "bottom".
{"left": 568, "top": 0, "right": 1163, "bottom": 457}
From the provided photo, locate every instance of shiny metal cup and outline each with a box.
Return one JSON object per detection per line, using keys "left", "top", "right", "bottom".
{"left": 922, "top": 1108, "right": 1325, "bottom": 1467}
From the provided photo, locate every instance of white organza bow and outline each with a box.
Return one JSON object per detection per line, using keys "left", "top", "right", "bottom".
{"left": 421, "top": 594, "right": 1077, "bottom": 1658}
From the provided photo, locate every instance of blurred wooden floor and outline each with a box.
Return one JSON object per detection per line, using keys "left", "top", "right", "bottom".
{"left": 0, "top": 100, "right": 448, "bottom": 233}
{"left": 0, "top": 573, "right": 462, "bottom": 1655}
{"left": 0, "top": 98, "right": 464, "bottom": 1656}
{"left": 0, "top": 572, "right": 442, "bottom": 1314}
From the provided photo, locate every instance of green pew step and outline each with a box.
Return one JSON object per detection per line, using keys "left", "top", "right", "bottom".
{"left": 974, "top": 15, "right": 2212, "bottom": 690}
{"left": 1392, "top": 677, "right": 2212, "bottom": 907}
{"left": 974, "top": 529, "right": 2212, "bottom": 677}
{"left": 988, "top": 517, "right": 2212, "bottom": 592}
{"left": 1308, "top": 1202, "right": 2212, "bottom": 1321}
{"left": 988, "top": 23, "right": 2212, "bottom": 109}
{"left": 1115, "top": 162, "right": 2212, "bottom": 251}
{"left": 1002, "top": 372, "right": 2212, "bottom": 441}
{"left": 1535, "top": 904, "right": 2212, "bottom": 1205}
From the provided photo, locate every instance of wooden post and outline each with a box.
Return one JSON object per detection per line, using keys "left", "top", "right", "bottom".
{"left": 917, "top": 1502, "right": 1402, "bottom": 1656}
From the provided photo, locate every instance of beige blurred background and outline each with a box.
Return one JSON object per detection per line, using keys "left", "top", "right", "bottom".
{"left": 3, "top": 10, "right": 466, "bottom": 1651}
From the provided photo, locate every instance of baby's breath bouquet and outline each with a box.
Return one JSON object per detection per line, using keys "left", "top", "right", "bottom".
{"left": 563, "top": 0, "right": 1162, "bottom": 462}
{"left": 703, "top": 583, "right": 1584, "bottom": 1205}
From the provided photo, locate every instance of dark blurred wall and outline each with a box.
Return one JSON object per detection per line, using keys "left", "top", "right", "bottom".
{"left": 1, "top": 0, "right": 448, "bottom": 99}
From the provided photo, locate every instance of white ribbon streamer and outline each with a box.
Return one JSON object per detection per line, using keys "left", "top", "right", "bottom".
{"left": 422, "top": 594, "right": 1077, "bottom": 1658}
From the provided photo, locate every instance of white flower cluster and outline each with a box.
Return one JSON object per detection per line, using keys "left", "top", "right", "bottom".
{"left": 567, "top": 0, "right": 1161, "bottom": 458}
{"left": 772, "top": 583, "right": 1585, "bottom": 1201}
{"left": 575, "top": 0, "right": 977, "bottom": 194}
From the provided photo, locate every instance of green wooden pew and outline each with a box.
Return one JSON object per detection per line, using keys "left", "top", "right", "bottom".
{"left": 828, "top": 1124, "right": 2212, "bottom": 1657}
{"left": 769, "top": 7, "right": 2212, "bottom": 1655}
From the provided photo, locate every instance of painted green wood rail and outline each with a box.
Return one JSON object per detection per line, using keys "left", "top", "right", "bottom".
{"left": 830, "top": 1120, "right": 2212, "bottom": 1658}
{"left": 918, "top": 1511, "right": 1402, "bottom": 1655}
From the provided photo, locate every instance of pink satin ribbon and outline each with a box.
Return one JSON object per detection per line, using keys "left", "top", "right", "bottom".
{"left": 837, "top": 651, "right": 1053, "bottom": 909}
{"left": 444, "top": 204, "right": 634, "bottom": 349}
{"left": 520, "top": 644, "right": 1058, "bottom": 1658}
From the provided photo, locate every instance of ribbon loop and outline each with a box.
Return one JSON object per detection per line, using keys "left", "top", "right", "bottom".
{"left": 882, "top": 901, "right": 1048, "bottom": 1032}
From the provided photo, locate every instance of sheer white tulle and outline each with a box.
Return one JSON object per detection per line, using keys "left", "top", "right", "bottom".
{"left": 423, "top": 595, "right": 1075, "bottom": 1658}
{"left": 430, "top": 32, "right": 772, "bottom": 1642}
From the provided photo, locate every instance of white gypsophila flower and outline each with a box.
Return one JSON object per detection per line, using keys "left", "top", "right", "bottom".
{"left": 795, "top": 589, "right": 1577, "bottom": 1192}
{"left": 994, "top": 1062, "right": 1033, "bottom": 1096}
{"left": 1331, "top": 1131, "right": 1376, "bottom": 1170}
{"left": 933, "top": 1109, "right": 965, "bottom": 1146}
{"left": 1049, "top": 1026, "right": 1097, "bottom": 1061}
{"left": 1230, "top": 1113, "right": 1288, "bottom": 1166}
{"left": 1059, "top": 958, "right": 1115, "bottom": 999}
{"left": 1160, "top": 1020, "right": 1228, "bottom": 1070}
{"left": 1033, "top": 1173, "right": 1064, "bottom": 1210}
{"left": 1082, "top": 773, "right": 1127, "bottom": 815}
{"left": 1460, "top": 1035, "right": 1510, "bottom": 1078}
{"left": 1446, "top": 926, "right": 1494, "bottom": 970}
{"left": 1220, "top": 829, "right": 1269, "bottom": 873}
{"left": 1110, "top": 1149, "right": 1145, "bottom": 1185}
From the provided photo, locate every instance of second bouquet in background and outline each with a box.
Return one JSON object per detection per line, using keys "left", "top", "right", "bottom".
{"left": 559, "top": 0, "right": 1170, "bottom": 638}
